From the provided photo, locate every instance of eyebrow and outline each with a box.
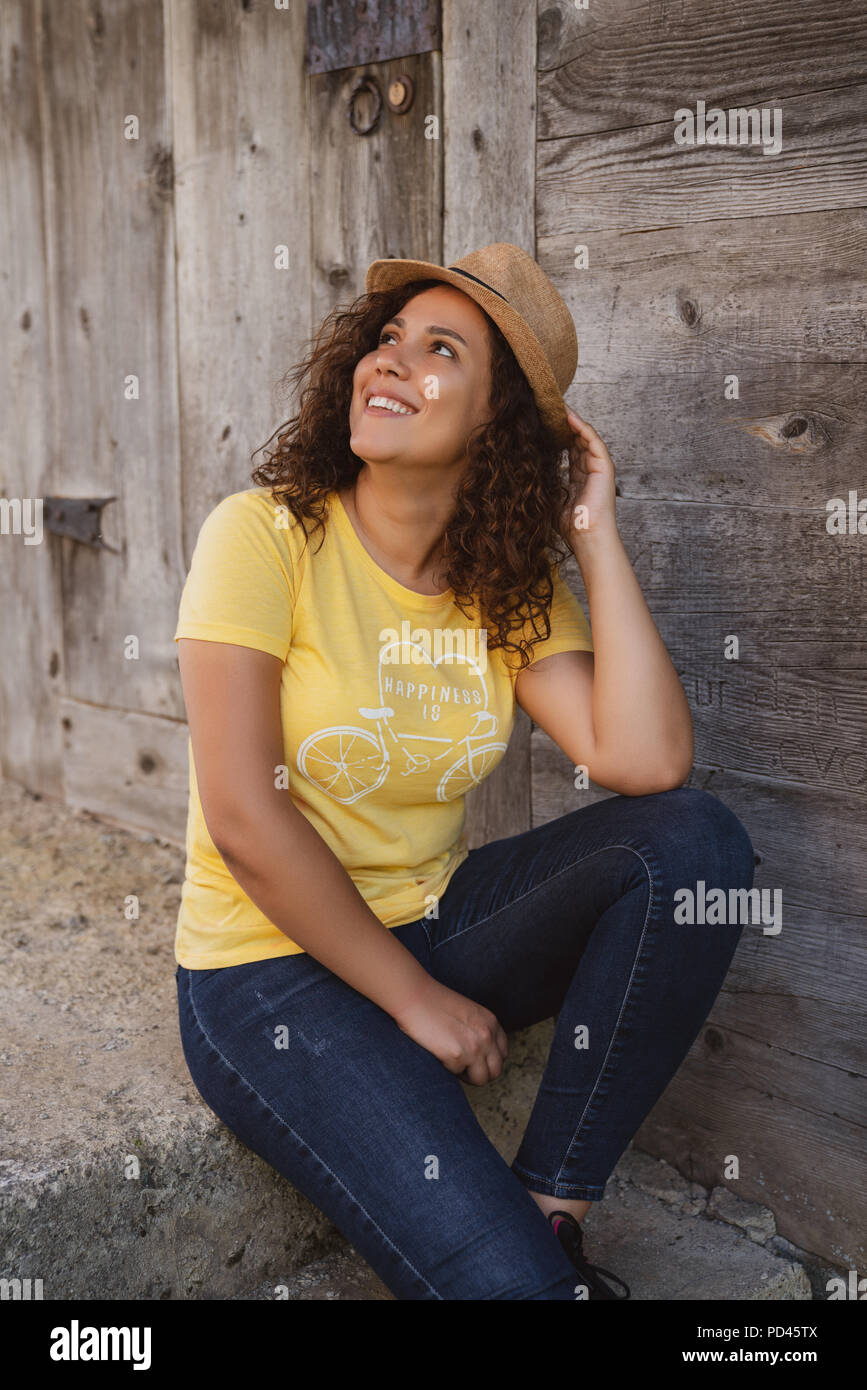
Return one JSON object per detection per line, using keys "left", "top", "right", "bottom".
{"left": 385, "top": 315, "right": 468, "bottom": 348}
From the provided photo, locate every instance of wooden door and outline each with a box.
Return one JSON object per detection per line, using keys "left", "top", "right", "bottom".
{"left": 2, "top": 0, "right": 193, "bottom": 827}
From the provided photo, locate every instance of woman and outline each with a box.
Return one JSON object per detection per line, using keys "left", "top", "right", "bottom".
{"left": 173, "top": 243, "right": 755, "bottom": 1301}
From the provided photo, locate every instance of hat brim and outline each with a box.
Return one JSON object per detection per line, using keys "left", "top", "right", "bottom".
{"left": 365, "top": 257, "right": 574, "bottom": 450}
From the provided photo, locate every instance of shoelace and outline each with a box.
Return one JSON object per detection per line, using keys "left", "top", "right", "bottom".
{"left": 549, "top": 1211, "right": 631, "bottom": 1301}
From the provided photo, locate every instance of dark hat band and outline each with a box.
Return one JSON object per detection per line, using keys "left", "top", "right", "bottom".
{"left": 446, "top": 266, "right": 509, "bottom": 304}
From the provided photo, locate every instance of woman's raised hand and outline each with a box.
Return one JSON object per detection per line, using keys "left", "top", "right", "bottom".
{"left": 559, "top": 407, "right": 619, "bottom": 545}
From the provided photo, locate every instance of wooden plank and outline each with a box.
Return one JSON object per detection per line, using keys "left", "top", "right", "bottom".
{"left": 443, "top": 0, "right": 538, "bottom": 847}
{"left": 537, "top": 84, "right": 867, "bottom": 235}
{"left": 664, "top": 629, "right": 867, "bottom": 797}
{"left": 59, "top": 696, "right": 189, "bottom": 845}
{"left": 690, "top": 1019, "right": 865, "bottom": 1132}
{"left": 614, "top": 499, "right": 863, "bottom": 632}
{"left": 38, "top": 0, "right": 184, "bottom": 721}
{"left": 442, "top": 0, "right": 537, "bottom": 256}
{"left": 170, "top": 0, "right": 313, "bottom": 559}
{"left": 0, "top": 0, "right": 65, "bottom": 791}
{"left": 538, "top": 0, "right": 867, "bottom": 136}
{"left": 308, "top": 51, "right": 442, "bottom": 332}
{"left": 713, "top": 965, "right": 867, "bottom": 1075}
{"left": 541, "top": 209, "right": 867, "bottom": 381}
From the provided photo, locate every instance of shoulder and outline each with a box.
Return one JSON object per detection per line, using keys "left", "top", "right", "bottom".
{"left": 176, "top": 488, "right": 303, "bottom": 658}
{"left": 204, "top": 485, "right": 299, "bottom": 530}
{"left": 194, "top": 487, "right": 308, "bottom": 567}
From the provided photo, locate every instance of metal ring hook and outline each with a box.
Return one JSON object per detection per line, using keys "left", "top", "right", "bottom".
{"left": 347, "top": 75, "right": 383, "bottom": 136}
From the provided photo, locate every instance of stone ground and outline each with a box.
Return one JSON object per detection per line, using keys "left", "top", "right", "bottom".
{"left": 0, "top": 779, "right": 843, "bottom": 1300}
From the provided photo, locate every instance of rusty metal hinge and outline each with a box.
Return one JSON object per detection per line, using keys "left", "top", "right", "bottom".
{"left": 43, "top": 496, "right": 119, "bottom": 552}
{"left": 307, "top": 0, "right": 440, "bottom": 75}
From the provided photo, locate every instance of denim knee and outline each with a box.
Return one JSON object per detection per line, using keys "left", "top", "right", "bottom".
{"left": 641, "top": 785, "right": 755, "bottom": 888}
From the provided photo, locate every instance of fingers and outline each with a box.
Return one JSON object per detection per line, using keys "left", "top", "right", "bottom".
{"left": 461, "top": 1057, "right": 490, "bottom": 1086}
{"left": 567, "top": 407, "right": 605, "bottom": 448}
{"left": 459, "top": 1021, "right": 509, "bottom": 1086}
{"left": 462, "top": 1050, "right": 505, "bottom": 1086}
{"left": 566, "top": 407, "right": 591, "bottom": 435}
{"left": 567, "top": 406, "right": 594, "bottom": 432}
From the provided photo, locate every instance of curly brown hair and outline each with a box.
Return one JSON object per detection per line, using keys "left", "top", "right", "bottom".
{"left": 250, "top": 277, "right": 575, "bottom": 672}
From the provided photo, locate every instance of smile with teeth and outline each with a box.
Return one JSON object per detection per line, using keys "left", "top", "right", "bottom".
{"left": 366, "top": 395, "right": 417, "bottom": 416}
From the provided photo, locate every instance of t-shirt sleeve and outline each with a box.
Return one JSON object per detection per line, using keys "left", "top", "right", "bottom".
{"left": 523, "top": 563, "right": 593, "bottom": 666}
{"left": 174, "top": 490, "right": 295, "bottom": 662}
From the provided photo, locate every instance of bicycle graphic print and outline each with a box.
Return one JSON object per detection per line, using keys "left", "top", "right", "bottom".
{"left": 296, "top": 638, "right": 507, "bottom": 804}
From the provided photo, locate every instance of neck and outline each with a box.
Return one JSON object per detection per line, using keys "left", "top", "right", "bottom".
{"left": 344, "top": 469, "right": 456, "bottom": 590}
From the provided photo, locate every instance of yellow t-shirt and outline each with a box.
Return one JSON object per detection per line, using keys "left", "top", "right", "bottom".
{"left": 172, "top": 486, "right": 593, "bottom": 968}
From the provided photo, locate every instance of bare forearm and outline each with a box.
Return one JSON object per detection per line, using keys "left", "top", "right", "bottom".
{"left": 216, "top": 804, "right": 432, "bottom": 1019}
{"left": 574, "top": 524, "right": 693, "bottom": 782}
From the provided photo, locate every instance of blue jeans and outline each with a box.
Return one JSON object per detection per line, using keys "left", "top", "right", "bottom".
{"left": 175, "top": 786, "right": 754, "bottom": 1300}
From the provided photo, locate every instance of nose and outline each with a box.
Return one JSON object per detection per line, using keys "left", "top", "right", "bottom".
{"left": 374, "top": 345, "right": 409, "bottom": 376}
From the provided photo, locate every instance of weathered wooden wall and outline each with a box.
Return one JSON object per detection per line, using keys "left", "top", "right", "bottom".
{"left": 532, "top": 0, "right": 867, "bottom": 1267}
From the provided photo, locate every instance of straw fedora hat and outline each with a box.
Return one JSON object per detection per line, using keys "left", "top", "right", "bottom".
{"left": 365, "top": 242, "right": 578, "bottom": 449}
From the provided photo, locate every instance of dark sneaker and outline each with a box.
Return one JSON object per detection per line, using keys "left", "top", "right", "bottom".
{"left": 549, "top": 1210, "right": 630, "bottom": 1300}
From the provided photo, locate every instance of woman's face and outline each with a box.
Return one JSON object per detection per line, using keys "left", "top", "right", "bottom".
{"left": 349, "top": 284, "right": 494, "bottom": 476}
